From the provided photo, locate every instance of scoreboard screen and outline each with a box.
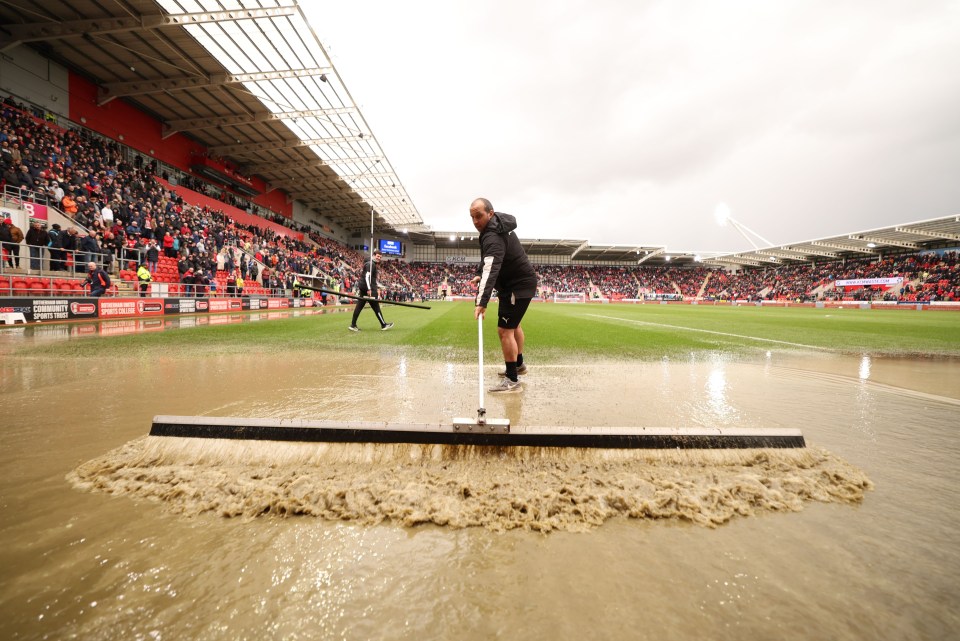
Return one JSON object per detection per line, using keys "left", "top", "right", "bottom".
{"left": 378, "top": 239, "right": 402, "bottom": 256}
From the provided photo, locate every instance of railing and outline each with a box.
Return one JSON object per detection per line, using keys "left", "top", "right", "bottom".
{"left": 0, "top": 270, "right": 295, "bottom": 299}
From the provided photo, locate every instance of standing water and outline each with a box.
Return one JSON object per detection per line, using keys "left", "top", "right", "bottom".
{"left": 0, "top": 331, "right": 957, "bottom": 640}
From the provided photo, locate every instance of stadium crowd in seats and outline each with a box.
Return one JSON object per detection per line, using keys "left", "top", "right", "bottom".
{"left": 2, "top": 94, "right": 958, "bottom": 304}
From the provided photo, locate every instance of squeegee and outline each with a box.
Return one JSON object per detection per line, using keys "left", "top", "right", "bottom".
{"left": 149, "top": 311, "right": 805, "bottom": 448}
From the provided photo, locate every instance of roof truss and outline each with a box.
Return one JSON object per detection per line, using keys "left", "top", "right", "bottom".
{"left": 163, "top": 106, "right": 356, "bottom": 138}
{"left": 0, "top": 7, "right": 297, "bottom": 51}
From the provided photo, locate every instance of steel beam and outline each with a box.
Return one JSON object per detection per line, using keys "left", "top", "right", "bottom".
{"left": 811, "top": 241, "right": 877, "bottom": 254}
{"left": 780, "top": 245, "right": 839, "bottom": 258}
{"left": 636, "top": 247, "right": 665, "bottom": 265}
{"left": 98, "top": 67, "right": 331, "bottom": 105}
{"left": 211, "top": 135, "right": 366, "bottom": 157}
{"left": 569, "top": 240, "right": 590, "bottom": 260}
{"left": 894, "top": 226, "right": 960, "bottom": 242}
{"left": 711, "top": 256, "right": 763, "bottom": 267}
{"left": 163, "top": 107, "right": 356, "bottom": 138}
{"left": 849, "top": 235, "right": 920, "bottom": 249}
{"left": 763, "top": 250, "right": 806, "bottom": 261}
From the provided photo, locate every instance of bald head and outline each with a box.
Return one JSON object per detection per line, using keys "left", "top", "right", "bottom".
{"left": 469, "top": 198, "right": 495, "bottom": 233}
{"left": 471, "top": 198, "right": 493, "bottom": 213}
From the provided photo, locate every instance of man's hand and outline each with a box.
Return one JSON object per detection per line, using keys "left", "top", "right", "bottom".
{"left": 471, "top": 276, "right": 481, "bottom": 286}
{"left": 475, "top": 305, "right": 485, "bottom": 320}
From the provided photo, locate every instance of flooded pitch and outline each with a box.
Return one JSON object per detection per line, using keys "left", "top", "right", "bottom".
{"left": 1, "top": 321, "right": 958, "bottom": 640}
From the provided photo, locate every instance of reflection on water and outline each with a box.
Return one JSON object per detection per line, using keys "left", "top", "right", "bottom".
{"left": 705, "top": 358, "right": 734, "bottom": 421}
{"left": 859, "top": 355, "right": 872, "bottom": 380}
{"left": 0, "top": 307, "right": 347, "bottom": 352}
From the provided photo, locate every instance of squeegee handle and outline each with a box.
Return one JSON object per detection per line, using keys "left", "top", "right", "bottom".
{"left": 478, "top": 314, "right": 485, "bottom": 415}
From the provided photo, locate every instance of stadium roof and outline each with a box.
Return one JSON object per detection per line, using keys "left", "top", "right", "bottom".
{"left": 700, "top": 214, "right": 960, "bottom": 268}
{"left": 425, "top": 233, "right": 728, "bottom": 266}
{"left": 0, "top": 0, "right": 425, "bottom": 235}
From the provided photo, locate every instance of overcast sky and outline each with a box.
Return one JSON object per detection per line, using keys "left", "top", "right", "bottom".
{"left": 303, "top": 0, "right": 960, "bottom": 252}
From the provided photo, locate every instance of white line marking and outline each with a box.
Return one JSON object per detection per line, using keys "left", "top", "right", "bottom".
{"left": 585, "top": 313, "right": 829, "bottom": 351}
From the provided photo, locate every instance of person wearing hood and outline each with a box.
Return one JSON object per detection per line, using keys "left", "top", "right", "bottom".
{"left": 1, "top": 218, "right": 24, "bottom": 268}
{"left": 469, "top": 198, "right": 538, "bottom": 393}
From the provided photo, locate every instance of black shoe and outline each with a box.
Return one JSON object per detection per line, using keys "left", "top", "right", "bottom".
{"left": 499, "top": 363, "right": 528, "bottom": 377}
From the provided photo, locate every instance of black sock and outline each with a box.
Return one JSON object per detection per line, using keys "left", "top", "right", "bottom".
{"left": 505, "top": 361, "right": 518, "bottom": 382}
{"left": 517, "top": 353, "right": 524, "bottom": 367}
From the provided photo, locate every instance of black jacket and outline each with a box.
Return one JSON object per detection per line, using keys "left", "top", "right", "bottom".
{"left": 26, "top": 227, "right": 49, "bottom": 247}
{"left": 475, "top": 212, "right": 538, "bottom": 307}
{"left": 358, "top": 258, "right": 379, "bottom": 296}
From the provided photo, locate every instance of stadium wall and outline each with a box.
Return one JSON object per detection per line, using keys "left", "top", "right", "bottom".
{"left": 0, "top": 46, "right": 69, "bottom": 116}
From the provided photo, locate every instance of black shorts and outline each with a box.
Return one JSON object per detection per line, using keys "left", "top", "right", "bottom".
{"left": 496, "top": 292, "right": 532, "bottom": 329}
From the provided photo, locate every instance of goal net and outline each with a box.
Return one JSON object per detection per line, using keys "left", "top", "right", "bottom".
{"left": 553, "top": 291, "right": 587, "bottom": 304}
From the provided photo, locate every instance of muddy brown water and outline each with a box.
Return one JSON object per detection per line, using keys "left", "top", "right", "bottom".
{"left": 1, "top": 318, "right": 958, "bottom": 640}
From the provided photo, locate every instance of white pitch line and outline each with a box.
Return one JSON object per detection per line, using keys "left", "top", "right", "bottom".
{"left": 586, "top": 313, "right": 830, "bottom": 351}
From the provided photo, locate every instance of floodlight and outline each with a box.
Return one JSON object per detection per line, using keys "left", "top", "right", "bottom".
{"left": 712, "top": 203, "right": 773, "bottom": 250}
{"left": 714, "top": 203, "right": 731, "bottom": 227}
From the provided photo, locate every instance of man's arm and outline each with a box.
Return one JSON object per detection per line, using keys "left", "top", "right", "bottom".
{"left": 476, "top": 233, "right": 505, "bottom": 308}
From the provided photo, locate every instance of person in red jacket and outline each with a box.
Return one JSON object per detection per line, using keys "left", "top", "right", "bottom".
{"left": 162, "top": 231, "right": 175, "bottom": 258}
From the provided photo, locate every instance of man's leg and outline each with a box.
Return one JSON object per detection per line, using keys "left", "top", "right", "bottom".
{"left": 350, "top": 299, "right": 366, "bottom": 328}
{"left": 497, "top": 327, "right": 519, "bottom": 362}
{"left": 515, "top": 324, "right": 525, "bottom": 369}
{"left": 369, "top": 300, "right": 390, "bottom": 328}
{"left": 493, "top": 295, "right": 532, "bottom": 386}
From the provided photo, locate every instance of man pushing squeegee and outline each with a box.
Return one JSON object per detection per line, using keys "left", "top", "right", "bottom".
{"left": 150, "top": 197, "right": 804, "bottom": 448}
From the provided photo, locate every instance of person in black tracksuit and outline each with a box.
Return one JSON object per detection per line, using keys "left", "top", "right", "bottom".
{"left": 469, "top": 198, "right": 538, "bottom": 393}
{"left": 349, "top": 251, "right": 393, "bottom": 331}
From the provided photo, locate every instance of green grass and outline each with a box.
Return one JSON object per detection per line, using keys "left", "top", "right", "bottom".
{"left": 18, "top": 301, "right": 960, "bottom": 361}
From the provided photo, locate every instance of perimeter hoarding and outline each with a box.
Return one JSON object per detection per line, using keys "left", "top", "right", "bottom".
{"left": 0, "top": 297, "right": 302, "bottom": 323}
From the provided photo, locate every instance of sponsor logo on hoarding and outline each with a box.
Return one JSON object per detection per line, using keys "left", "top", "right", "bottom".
{"left": 99, "top": 300, "right": 139, "bottom": 317}
{"left": 196, "top": 300, "right": 208, "bottom": 311}
{"left": 69, "top": 302, "right": 97, "bottom": 315}
{"left": 1, "top": 304, "right": 32, "bottom": 314}
{"left": 33, "top": 299, "right": 71, "bottom": 321}
{"left": 179, "top": 299, "right": 196, "bottom": 313}
{"left": 137, "top": 300, "right": 164, "bottom": 314}
{"left": 209, "top": 299, "right": 230, "bottom": 312}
